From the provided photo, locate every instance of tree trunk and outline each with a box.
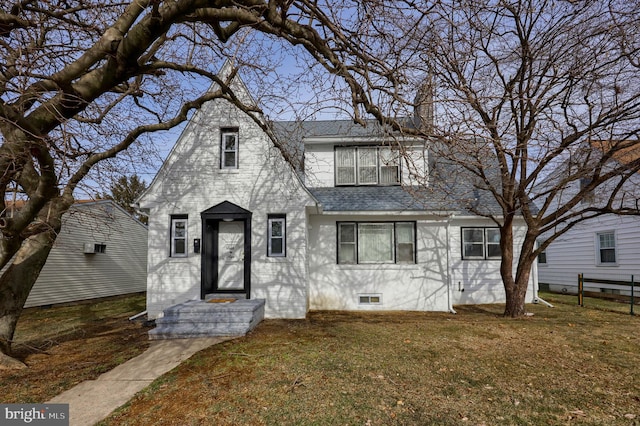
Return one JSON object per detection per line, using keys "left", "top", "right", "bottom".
{"left": 0, "top": 230, "right": 57, "bottom": 369}
{"left": 499, "top": 218, "right": 529, "bottom": 318}
{"left": 502, "top": 228, "right": 538, "bottom": 318}
{"left": 503, "top": 275, "right": 529, "bottom": 317}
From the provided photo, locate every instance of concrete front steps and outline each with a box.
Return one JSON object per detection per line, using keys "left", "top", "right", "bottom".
{"left": 148, "top": 297, "right": 265, "bottom": 340}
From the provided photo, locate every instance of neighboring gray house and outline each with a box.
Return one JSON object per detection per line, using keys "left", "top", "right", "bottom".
{"left": 537, "top": 161, "right": 640, "bottom": 295}
{"left": 138, "top": 63, "right": 538, "bottom": 320}
{"left": 538, "top": 214, "right": 640, "bottom": 295}
{"left": 19, "top": 200, "right": 148, "bottom": 308}
{"left": 537, "top": 141, "right": 640, "bottom": 295}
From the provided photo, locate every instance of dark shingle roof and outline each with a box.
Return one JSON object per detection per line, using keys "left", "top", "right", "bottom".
{"left": 308, "top": 186, "right": 432, "bottom": 212}
{"left": 272, "top": 119, "right": 385, "bottom": 140}
{"left": 307, "top": 184, "right": 506, "bottom": 215}
{"left": 272, "top": 119, "right": 529, "bottom": 217}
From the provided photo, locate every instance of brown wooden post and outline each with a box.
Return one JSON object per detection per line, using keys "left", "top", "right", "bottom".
{"left": 631, "top": 275, "right": 635, "bottom": 316}
{"left": 578, "top": 273, "right": 584, "bottom": 307}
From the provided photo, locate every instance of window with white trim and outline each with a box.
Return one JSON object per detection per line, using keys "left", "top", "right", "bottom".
{"left": 221, "top": 129, "right": 239, "bottom": 169}
{"left": 335, "top": 146, "right": 400, "bottom": 186}
{"left": 337, "top": 222, "right": 415, "bottom": 264}
{"left": 359, "top": 294, "right": 382, "bottom": 305}
{"left": 170, "top": 215, "right": 188, "bottom": 257}
{"left": 267, "top": 215, "right": 286, "bottom": 257}
{"left": 596, "top": 231, "right": 616, "bottom": 264}
{"left": 461, "top": 228, "right": 502, "bottom": 260}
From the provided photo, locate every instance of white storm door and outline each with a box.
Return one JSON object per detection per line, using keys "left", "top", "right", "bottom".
{"left": 217, "top": 221, "right": 245, "bottom": 290}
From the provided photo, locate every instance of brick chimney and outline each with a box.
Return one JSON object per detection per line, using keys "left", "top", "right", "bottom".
{"left": 414, "top": 75, "right": 434, "bottom": 134}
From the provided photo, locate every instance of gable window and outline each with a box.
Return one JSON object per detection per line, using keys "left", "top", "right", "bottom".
{"left": 267, "top": 214, "right": 286, "bottom": 257}
{"left": 596, "top": 231, "right": 616, "bottom": 264}
{"left": 170, "top": 215, "right": 188, "bottom": 257}
{"left": 221, "top": 128, "right": 239, "bottom": 169}
{"left": 335, "top": 146, "right": 400, "bottom": 186}
{"left": 462, "top": 228, "right": 502, "bottom": 260}
{"left": 337, "top": 222, "right": 415, "bottom": 264}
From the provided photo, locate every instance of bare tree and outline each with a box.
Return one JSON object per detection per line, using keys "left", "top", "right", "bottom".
{"left": 377, "top": 0, "right": 640, "bottom": 316}
{"left": 0, "top": 0, "right": 401, "bottom": 368}
{"left": 3, "top": 0, "right": 638, "bottom": 368}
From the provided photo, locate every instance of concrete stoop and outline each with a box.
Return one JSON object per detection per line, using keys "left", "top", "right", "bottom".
{"left": 148, "top": 298, "right": 265, "bottom": 340}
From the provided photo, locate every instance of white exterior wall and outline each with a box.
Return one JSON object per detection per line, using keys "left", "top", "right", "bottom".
{"left": 308, "top": 214, "right": 536, "bottom": 312}
{"left": 308, "top": 214, "right": 450, "bottom": 311}
{"left": 24, "top": 201, "right": 148, "bottom": 308}
{"left": 141, "top": 94, "right": 314, "bottom": 319}
{"left": 304, "top": 141, "right": 428, "bottom": 187}
{"left": 538, "top": 215, "right": 640, "bottom": 294}
{"left": 448, "top": 218, "right": 536, "bottom": 305}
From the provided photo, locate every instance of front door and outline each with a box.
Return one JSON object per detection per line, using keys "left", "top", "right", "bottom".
{"left": 216, "top": 221, "right": 245, "bottom": 291}
{"left": 200, "top": 201, "right": 252, "bottom": 299}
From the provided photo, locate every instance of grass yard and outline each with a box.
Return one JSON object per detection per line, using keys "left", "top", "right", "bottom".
{"left": 100, "top": 294, "right": 639, "bottom": 426}
{"left": 0, "top": 293, "right": 150, "bottom": 403}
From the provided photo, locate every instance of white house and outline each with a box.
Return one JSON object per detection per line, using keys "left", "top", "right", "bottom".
{"left": 537, "top": 154, "right": 640, "bottom": 296}
{"left": 20, "top": 200, "right": 148, "bottom": 308}
{"left": 538, "top": 214, "right": 640, "bottom": 295}
{"left": 138, "top": 64, "right": 537, "bottom": 320}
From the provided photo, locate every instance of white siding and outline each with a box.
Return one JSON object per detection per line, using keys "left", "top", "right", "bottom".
{"left": 307, "top": 215, "right": 536, "bottom": 312}
{"left": 304, "top": 141, "right": 428, "bottom": 188}
{"left": 448, "top": 218, "right": 536, "bottom": 305}
{"left": 539, "top": 215, "right": 640, "bottom": 294}
{"left": 24, "top": 201, "right": 148, "bottom": 308}
{"left": 304, "top": 144, "right": 335, "bottom": 187}
{"left": 141, "top": 85, "right": 315, "bottom": 319}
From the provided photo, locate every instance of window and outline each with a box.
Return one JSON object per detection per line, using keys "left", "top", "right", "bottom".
{"left": 462, "top": 228, "right": 502, "bottom": 260}
{"left": 359, "top": 294, "right": 382, "bottom": 305}
{"left": 337, "top": 222, "right": 415, "bottom": 264}
{"left": 537, "top": 240, "right": 547, "bottom": 265}
{"left": 538, "top": 250, "right": 547, "bottom": 264}
{"left": 335, "top": 146, "right": 400, "bottom": 186}
{"left": 268, "top": 215, "right": 286, "bottom": 257}
{"left": 221, "top": 129, "right": 239, "bottom": 169}
{"left": 170, "top": 215, "right": 188, "bottom": 257}
{"left": 597, "top": 231, "right": 616, "bottom": 264}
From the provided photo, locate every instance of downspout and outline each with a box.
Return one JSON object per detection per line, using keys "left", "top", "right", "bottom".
{"left": 531, "top": 242, "right": 554, "bottom": 308}
{"left": 446, "top": 214, "right": 457, "bottom": 314}
{"left": 129, "top": 310, "right": 147, "bottom": 321}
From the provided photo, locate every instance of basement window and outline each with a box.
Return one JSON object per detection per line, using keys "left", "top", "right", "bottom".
{"left": 358, "top": 294, "right": 382, "bottom": 305}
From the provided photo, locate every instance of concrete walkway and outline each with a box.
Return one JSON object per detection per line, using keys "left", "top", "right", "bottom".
{"left": 47, "top": 337, "right": 234, "bottom": 426}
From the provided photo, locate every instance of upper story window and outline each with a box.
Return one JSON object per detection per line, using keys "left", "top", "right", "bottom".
{"left": 461, "top": 227, "right": 501, "bottom": 260}
{"left": 221, "top": 128, "right": 239, "bottom": 169}
{"left": 596, "top": 231, "right": 616, "bottom": 264}
{"left": 338, "top": 221, "right": 415, "bottom": 264}
{"left": 267, "top": 214, "right": 286, "bottom": 257}
{"left": 335, "top": 146, "right": 400, "bottom": 186}
{"left": 170, "top": 215, "right": 188, "bottom": 257}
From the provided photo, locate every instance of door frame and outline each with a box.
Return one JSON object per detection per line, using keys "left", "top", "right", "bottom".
{"left": 200, "top": 201, "right": 252, "bottom": 299}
